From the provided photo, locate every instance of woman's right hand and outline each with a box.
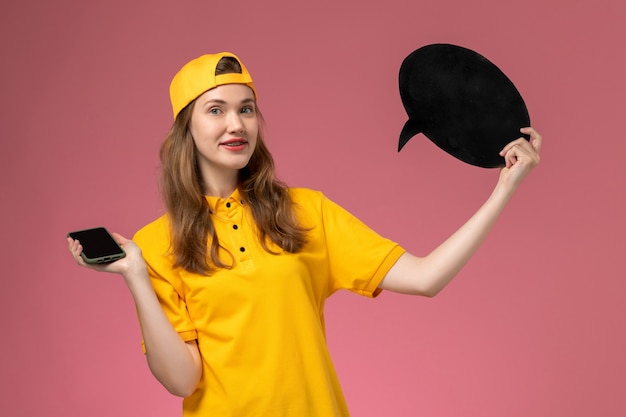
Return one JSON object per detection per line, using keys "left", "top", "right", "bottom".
{"left": 67, "top": 232, "right": 147, "bottom": 278}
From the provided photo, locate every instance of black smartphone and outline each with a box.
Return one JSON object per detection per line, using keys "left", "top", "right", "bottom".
{"left": 67, "top": 227, "right": 126, "bottom": 264}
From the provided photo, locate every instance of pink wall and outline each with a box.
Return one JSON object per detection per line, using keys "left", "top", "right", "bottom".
{"left": 1, "top": 0, "right": 625, "bottom": 415}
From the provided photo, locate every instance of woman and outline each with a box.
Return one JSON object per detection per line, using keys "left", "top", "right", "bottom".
{"left": 68, "top": 52, "right": 542, "bottom": 416}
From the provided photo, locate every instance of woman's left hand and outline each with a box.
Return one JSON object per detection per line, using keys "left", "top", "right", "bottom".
{"left": 498, "top": 127, "right": 542, "bottom": 189}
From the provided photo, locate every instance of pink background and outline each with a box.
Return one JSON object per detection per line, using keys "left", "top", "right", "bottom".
{"left": 1, "top": 0, "right": 625, "bottom": 415}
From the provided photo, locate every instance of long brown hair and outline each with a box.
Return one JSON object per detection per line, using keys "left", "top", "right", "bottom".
{"left": 159, "top": 57, "right": 308, "bottom": 275}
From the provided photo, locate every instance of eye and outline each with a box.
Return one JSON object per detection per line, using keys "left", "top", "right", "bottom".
{"left": 208, "top": 107, "right": 222, "bottom": 115}
{"left": 241, "top": 106, "right": 255, "bottom": 114}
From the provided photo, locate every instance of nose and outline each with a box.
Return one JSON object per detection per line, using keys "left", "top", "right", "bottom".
{"left": 226, "top": 111, "right": 245, "bottom": 134}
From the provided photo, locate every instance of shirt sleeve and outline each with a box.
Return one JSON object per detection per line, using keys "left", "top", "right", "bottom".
{"left": 133, "top": 218, "right": 198, "bottom": 352}
{"left": 317, "top": 192, "right": 405, "bottom": 298}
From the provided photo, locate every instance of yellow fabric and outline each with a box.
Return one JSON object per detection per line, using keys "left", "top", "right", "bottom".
{"left": 133, "top": 188, "right": 405, "bottom": 416}
{"left": 169, "top": 52, "right": 256, "bottom": 119}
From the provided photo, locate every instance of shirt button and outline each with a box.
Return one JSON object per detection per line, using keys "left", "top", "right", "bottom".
{"left": 233, "top": 225, "right": 238, "bottom": 230}
{"left": 226, "top": 202, "right": 231, "bottom": 208}
{"left": 239, "top": 247, "right": 246, "bottom": 252}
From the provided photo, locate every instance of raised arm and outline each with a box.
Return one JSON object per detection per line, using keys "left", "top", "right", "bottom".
{"left": 379, "top": 127, "right": 542, "bottom": 297}
{"left": 67, "top": 234, "right": 202, "bottom": 397}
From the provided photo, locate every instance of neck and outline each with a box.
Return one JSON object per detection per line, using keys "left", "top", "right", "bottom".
{"left": 203, "top": 173, "right": 239, "bottom": 198}
{"left": 205, "top": 184, "right": 237, "bottom": 198}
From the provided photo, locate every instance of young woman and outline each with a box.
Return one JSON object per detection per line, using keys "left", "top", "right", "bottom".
{"left": 68, "top": 52, "right": 542, "bottom": 416}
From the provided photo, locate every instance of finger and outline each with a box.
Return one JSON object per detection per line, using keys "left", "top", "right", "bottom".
{"left": 67, "top": 237, "right": 80, "bottom": 255}
{"left": 504, "top": 141, "right": 541, "bottom": 172}
{"left": 111, "top": 232, "right": 129, "bottom": 246}
{"left": 501, "top": 134, "right": 539, "bottom": 159}
{"left": 502, "top": 146, "right": 517, "bottom": 168}
{"left": 499, "top": 137, "right": 528, "bottom": 156}
{"left": 503, "top": 146, "right": 519, "bottom": 168}
{"left": 67, "top": 237, "right": 86, "bottom": 265}
{"left": 521, "top": 127, "right": 542, "bottom": 153}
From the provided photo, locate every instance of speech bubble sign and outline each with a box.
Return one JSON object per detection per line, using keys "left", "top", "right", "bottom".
{"left": 398, "top": 44, "right": 530, "bottom": 168}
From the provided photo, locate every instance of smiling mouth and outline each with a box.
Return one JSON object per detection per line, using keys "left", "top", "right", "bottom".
{"left": 221, "top": 139, "right": 247, "bottom": 147}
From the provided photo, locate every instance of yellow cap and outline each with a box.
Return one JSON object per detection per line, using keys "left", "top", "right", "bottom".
{"left": 169, "top": 52, "right": 257, "bottom": 119}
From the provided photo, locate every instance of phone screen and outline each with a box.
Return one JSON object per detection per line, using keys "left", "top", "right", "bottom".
{"left": 68, "top": 227, "right": 125, "bottom": 263}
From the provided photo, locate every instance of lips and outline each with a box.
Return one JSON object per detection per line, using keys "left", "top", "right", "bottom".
{"left": 220, "top": 138, "right": 248, "bottom": 151}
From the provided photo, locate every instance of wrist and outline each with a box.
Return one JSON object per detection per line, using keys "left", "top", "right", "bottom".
{"left": 490, "top": 179, "right": 517, "bottom": 207}
{"left": 122, "top": 264, "right": 151, "bottom": 291}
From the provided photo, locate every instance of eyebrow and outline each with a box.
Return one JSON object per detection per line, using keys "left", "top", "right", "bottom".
{"left": 201, "top": 98, "right": 256, "bottom": 105}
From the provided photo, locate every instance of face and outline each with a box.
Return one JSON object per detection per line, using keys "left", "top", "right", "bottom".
{"left": 189, "top": 83, "right": 259, "bottom": 188}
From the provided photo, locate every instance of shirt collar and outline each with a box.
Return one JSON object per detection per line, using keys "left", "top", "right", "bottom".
{"left": 205, "top": 188, "right": 245, "bottom": 214}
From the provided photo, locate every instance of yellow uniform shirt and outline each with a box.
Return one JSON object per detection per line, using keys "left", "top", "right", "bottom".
{"left": 134, "top": 188, "right": 405, "bottom": 416}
